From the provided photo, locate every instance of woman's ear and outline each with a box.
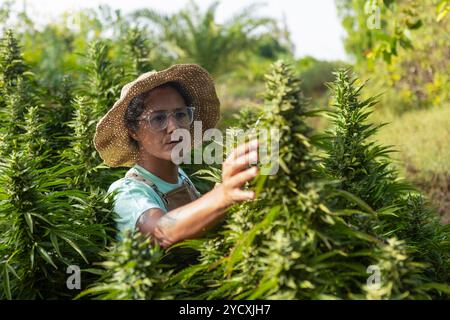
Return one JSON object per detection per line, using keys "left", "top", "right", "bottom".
{"left": 128, "top": 128, "right": 139, "bottom": 142}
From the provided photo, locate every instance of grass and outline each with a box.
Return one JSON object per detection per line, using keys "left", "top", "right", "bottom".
{"left": 373, "top": 107, "right": 450, "bottom": 175}
{"left": 372, "top": 107, "right": 450, "bottom": 222}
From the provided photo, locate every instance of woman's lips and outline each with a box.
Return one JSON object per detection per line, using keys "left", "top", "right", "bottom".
{"left": 166, "top": 139, "right": 183, "bottom": 147}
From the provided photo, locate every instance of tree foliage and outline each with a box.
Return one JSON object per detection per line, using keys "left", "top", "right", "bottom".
{"left": 132, "top": 0, "right": 282, "bottom": 78}
{"left": 336, "top": 0, "right": 450, "bottom": 111}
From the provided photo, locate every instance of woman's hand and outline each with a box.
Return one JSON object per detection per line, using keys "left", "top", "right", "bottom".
{"left": 216, "top": 139, "right": 259, "bottom": 209}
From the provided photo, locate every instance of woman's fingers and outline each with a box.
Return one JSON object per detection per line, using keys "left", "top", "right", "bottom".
{"left": 222, "top": 140, "right": 258, "bottom": 179}
{"left": 220, "top": 140, "right": 259, "bottom": 206}
{"left": 231, "top": 189, "right": 256, "bottom": 202}
{"left": 232, "top": 150, "right": 258, "bottom": 173}
{"left": 223, "top": 149, "right": 258, "bottom": 178}
{"left": 228, "top": 139, "right": 258, "bottom": 161}
{"left": 228, "top": 166, "right": 258, "bottom": 188}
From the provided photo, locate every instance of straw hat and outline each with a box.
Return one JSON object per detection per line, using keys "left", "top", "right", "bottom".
{"left": 93, "top": 64, "right": 220, "bottom": 168}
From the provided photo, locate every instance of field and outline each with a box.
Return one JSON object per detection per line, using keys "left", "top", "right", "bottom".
{"left": 0, "top": 0, "right": 448, "bottom": 300}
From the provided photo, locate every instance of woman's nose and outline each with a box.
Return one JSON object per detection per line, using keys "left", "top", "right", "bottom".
{"left": 166, "top": 114, "right": 179, "bottom": 133}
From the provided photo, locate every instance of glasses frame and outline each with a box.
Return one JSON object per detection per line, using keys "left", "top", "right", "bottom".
{"left": 137, "top": 106, "right": 196, "bottom": 131}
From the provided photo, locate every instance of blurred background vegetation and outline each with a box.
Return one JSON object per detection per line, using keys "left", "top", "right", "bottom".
{"left": 0, "top": 0, "right": 448, "bottom": 222}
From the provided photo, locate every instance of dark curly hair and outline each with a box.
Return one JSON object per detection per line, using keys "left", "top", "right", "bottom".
{"left": 124, "top": 81, "right": 193, "bottom": 148}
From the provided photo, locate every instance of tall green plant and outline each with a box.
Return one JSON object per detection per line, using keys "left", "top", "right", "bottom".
{"left": 60, "top": 41, "right": 127, "bottom": 191}
{"left": 60, "top": 95, "right": 102, "bottom": 189}
{"left": 81, "top": 40, "right": 125, "bottom": 120}
{"left": 0, "top": 30, "right": 39, "bottom": 157}
{"left": 123, "top": 26, "right": 154, "bottom": 75}
{"left": 37, "top": 75, "right": 77, "bottom": 155}
{"left": 0, "top": 147, "right": 113, "bottom": 299}
{"left": 0, "top": 29, "right": 27, "bottom": 95}
{"left": 163, "top": 61, "right": 385, "bottom": 299}
{"left": 76, "top": 231, "right": 175, "bottom": 300}
{"left": 319, "top": 69, "right": 449, "bottom": 294}
{"left": 319, "top": 69, "right": 411, "bottom": 210}
{"left": 0, "top": 31, "right": 114, "bottom": 300}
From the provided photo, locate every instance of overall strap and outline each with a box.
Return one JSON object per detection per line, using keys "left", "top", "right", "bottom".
{"left": 124, "top": 170, "right": 170, "bottom": 209}
{"left": 178, "top": 169, "right": 201, "bottom": 198}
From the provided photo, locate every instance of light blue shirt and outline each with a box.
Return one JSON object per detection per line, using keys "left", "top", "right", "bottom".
{"left": 107, "top": 164, "right": 194, "bottom": 240}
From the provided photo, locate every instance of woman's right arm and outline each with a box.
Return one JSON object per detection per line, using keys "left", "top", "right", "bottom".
{"left": 135, "top": 139, "right": 259, "bottom": 248}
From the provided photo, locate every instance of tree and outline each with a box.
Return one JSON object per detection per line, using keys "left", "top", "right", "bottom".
{"left": 336, "top": 0, "right": 450, "bottom": 111}
{"left": 132, "top": 0, "right": 277, "bottom": 78}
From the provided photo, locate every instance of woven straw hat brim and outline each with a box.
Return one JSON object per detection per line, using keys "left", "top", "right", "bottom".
{"left": 93, "top": 64, "right": 220, "bottom": 167}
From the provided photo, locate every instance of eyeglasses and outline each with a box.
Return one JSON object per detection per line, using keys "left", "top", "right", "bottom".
{"left": 138, "top": 107, "right": 195, "bottom": 131}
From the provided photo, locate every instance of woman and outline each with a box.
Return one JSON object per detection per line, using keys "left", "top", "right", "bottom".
{"left": 93, "top": 64, "right": 258, "bottom": 248}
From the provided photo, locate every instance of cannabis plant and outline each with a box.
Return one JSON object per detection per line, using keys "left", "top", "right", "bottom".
{"left": 319, "top": 69, "right": 449, "bottom": 293}
{"left": 165, "top": 61, "right": 379, "bottom": 299}
{"left": 0, "top": 29, "right": 27, "bottom": 97}
{"left": 0, "top": 31, "right": 116, "bottom": 299}
{"left": 122, "top": 25, "right": 153, "bottom": 75}
{"left": 76, "top": 230, "right": 176, "bottom": 300}
{"left": 169, "top": 61, "right": 449, "bottom": 300}
{"left": 80, "top": 40, "right": 127, "bottom": 120}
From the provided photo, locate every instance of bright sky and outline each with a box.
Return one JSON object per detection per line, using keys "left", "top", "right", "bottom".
{"left": 12, "top": 0, "right": 349, "bottom": 61}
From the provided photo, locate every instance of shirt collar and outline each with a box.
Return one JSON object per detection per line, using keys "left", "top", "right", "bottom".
{"left": 133, "top": 163, "right": 182, "bottom": 187}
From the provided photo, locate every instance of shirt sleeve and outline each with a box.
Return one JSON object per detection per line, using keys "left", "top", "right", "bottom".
{"left": 109, "top": 179, "right": 165, "bottom": 237}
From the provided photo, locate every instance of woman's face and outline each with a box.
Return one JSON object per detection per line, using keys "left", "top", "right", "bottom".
{"left": 130, "top": 86, "right": 189, "bottom": 162}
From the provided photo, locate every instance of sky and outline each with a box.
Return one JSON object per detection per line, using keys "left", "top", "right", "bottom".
{"left": 11, "top": 0, "right": 349, "bottom": 61}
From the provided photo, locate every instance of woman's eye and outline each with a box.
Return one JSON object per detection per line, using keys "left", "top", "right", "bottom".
{"left": 152, "top": 114, "right": 166, "bottom": 122}
{"left": 175, "top": 112, "right": 187, "bottom": 120}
